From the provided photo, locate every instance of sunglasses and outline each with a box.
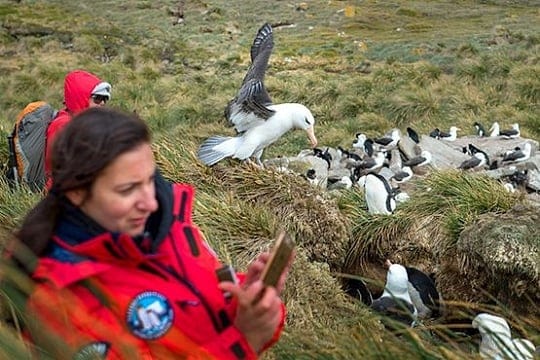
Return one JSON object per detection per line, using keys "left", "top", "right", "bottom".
{"left": 91, "top": 94, "right": 109, "bottom": 104}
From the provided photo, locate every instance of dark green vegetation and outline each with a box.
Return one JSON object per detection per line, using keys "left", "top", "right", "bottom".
{"left": 0, "top": 0, "right": 539, "bottom": 358}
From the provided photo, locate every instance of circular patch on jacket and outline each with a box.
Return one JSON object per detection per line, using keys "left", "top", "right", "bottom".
{"left": 126, "top": 291, "right": 174, "bottom": 340}
{"left": 73, "top": 341, "right": 110, "bottom": 359}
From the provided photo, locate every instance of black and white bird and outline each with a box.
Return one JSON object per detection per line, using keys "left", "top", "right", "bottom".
{"left": 406, "top": 127, "right": 420, "bottom": 144}
{"left": 356, "top": 151, "right": 386, "bottom": 172}
{"left": 374, "top": 129, "right": 401, "bottom": 148}
{"left": 327, "top": 175, "right": 353, "bottom": 191}
{"left": 500, "top": 123, "right": 520, "bottom": 139}
{"left": 352, "top": 133, "right": 367, "bottom": 149}
{"left": 337, "top": 146, "right": 362, "bottom": 162}
{"left": 467, "top": 143, "right": 484, "bottom": 156}
{"left": 508, "top": 169, "right": 529, "bottom": 188}
{"left": 489, "top": 121, "right": 500, "bottom": 137}
{"left": 458, "top": 151, "right": 490, "bottom": 170}
{"left": 363, "top": 138, "right": 375, "bottom": 157}
{"left": 363, "top": 173, "right": 396, "bottom": 215}
{"left": 391, "top": 166, "right": 413, "bottom": 183}
{"left": 197, "top": 23, "right": 317, "bottom": 166}
{"left": 371, "top": 262, "right": 417, "bottom": 327}
{"left": 429, "top": 128, "right": 441, "bottom": 139}
{"left": 342, "top": 276, "right": 373, "bottom": 306}
{"left": 474, "top": 121, "right": 487, "bottom": 137}
{"left": 502, "top": 143, "right": 531, "bottom": 163}
{"left": 438, "top": 126, "right": 460, "bottom": 141}
{"left": 503, "top": 146, "right": 521, "bottom": 158}
{"left": 404, "top": 265, "right": 442, "bottom": 319}
{"left": 403, "top": 150, "right": 432, "bottom": 168}
{"left": 313, "top": 148, "right": 332, "bottom": 169}
{"left": 303, "top": 168, "right": 318, "bottom": 186}
{"left": 503, "top": 182, "right": 517, "bottom": 193}
{"left": 472, "top": 313, "right": 536, "bottom": 360}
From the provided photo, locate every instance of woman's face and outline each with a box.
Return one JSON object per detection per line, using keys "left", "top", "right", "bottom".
{"left": 72, "top": 143, "right": 158, "bottom": 236}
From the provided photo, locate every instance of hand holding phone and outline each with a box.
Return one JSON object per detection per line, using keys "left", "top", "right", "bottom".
{"left": 260, "top": 231, "right": 295, "bottom": 288}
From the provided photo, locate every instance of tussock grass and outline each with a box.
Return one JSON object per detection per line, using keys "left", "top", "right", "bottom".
{"left": 384, "top": 86, "right": 442, "bottom": 126}
{"left": 410, "top": 171, "right": 518, "bottom": 231}
{"left": 0, "top": 180, "right": 41, "bottom": 237}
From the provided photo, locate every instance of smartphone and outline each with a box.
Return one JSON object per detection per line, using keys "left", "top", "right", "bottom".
{"left": 216, "top": 264, "right": 238, "bottom": 301}
{"left": 216, "top": 264, "right": 238, "bottom": 284}
{"left": 260, "top": 231, "right": 295, "bottom": 288}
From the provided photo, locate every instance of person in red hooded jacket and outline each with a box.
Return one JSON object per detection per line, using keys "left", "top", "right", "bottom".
{"left": 45, "top": 70, "right": 111, "bottom": 189}
{"left": 9, "top": 107, "right": 290, "bottom": 359}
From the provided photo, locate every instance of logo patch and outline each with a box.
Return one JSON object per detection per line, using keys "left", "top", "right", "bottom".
{"left": 73, "top": 341, "right": 110, "bottom": 359}
{"left": 126, "top": 291, "right": 174, "bottom": 340}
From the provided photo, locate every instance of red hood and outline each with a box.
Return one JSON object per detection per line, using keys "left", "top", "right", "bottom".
{"left": 64, "top": 70, "right": 102, "bottom": 114}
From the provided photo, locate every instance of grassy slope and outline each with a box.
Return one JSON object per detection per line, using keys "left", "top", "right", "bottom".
{"left": 0, "top": 0, "right": 539, "bottom": 358}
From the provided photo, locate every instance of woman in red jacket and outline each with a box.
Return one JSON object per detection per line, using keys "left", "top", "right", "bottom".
{"left": 45, "top": 70, "right": 111, "bottom": 189}
{"left": 13, "top": 107, "right": 290, "bottom": 359}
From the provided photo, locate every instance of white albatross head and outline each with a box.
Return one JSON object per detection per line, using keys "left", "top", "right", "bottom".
{"left": 286, "top": 103, "right": 317, "bottom": 148}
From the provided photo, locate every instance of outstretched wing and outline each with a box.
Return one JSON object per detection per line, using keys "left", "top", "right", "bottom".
{"left": 242, "top": 23, "right": 274, "bottom": 105}
{"left": 226, "top": 79, "right": 276, "bottom": 133}
{"left": 225, "top": 23, "right": 276, "bottom": 133}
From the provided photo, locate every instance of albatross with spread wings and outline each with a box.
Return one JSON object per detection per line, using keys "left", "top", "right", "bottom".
{"left": 197, "top": 23, "right": 317, "bottom": 166}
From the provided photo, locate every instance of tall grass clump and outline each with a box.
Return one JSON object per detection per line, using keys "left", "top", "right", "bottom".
{"left": 382, "top": 86, "right": 442, "bottom": 126}
{"left": 408, "top": 170, "right": 518, "bottom": 240}
{"left": 0, "top": 181, "right": 41, "bottom": 236}
{"left": 510, "top": 64, "right": 540, "bottom": 108}
{"left": 340, "top": 186, "right": 415, "bottom": 271}
{"left": 456, "top": 58, "right": 489, "bottom": 84}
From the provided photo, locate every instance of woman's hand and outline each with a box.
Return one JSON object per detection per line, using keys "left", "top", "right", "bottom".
{"left": 219, "top": 279, "right": 282, "bottom": 353}
{"left": 218, "top": 250, "right": 294, "bottom": 353}
{"left": 242, "top": 251, "right": 295, "bottom": 294}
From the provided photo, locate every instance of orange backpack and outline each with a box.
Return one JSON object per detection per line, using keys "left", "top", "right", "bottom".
{"left": 6, "top": 101, "right": 56, "bottom": 191}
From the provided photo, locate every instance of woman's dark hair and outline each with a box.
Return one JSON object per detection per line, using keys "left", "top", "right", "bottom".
{"left": 16, "top": 107, "right": 151, "bottom": 266}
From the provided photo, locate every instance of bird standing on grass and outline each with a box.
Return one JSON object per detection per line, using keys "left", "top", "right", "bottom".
{"left": 363, "top": 173, "right": 396, "bottom": 215}
{"left": 197, "top": 23, "right": 317, "bottom": 166}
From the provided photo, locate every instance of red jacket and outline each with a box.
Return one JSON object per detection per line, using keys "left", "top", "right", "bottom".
{"left": 45, "top": 70, "right": 103, "bottom": 188}
{"left": 27, "top": 178, "right": 285, "bottom": 359}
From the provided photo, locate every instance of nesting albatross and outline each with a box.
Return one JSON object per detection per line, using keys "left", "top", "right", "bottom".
{"left": 459, "top": 150, "right": 490, "bottom": 170}
{"left": 472, "top": 313, "right": 536, "bottom": 360}
{"left": 371, "top": 261, "right": 418, "bottom": 327}
{"left": 502, "top": 143, "right": 531, "bottom": 163}
{"left": 197, "top": 23, "right": 317, "bottom": 166}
